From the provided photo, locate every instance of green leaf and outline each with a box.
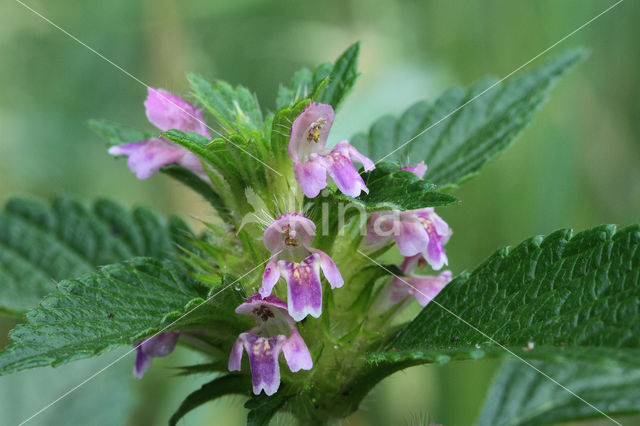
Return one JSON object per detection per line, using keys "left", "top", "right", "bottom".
{"left": 88, "top": 119, "right": 155, "bottom": 146}
{"left": 163, "top": 129, "right": 270, "bottom": 214}
{"left": 169, "top": 374, "right": 249, "bottom": 426}
{"left": 161, "top": 164, "right": 231, "bottom": 222}
{"left": 333, "top": 162, "right": 458, "bottom": 211}
{"left": 351, "top": 49, "right": 586, "bottom": 188}
{"left": 0, "top": 197, "right": 186, "bottom": 314}
{"left": 188, "top": 74, "right": 263, "bottom": 133}
{"left": 0, "top": 258, "right": 247, "bottom": 375}
{"left": 476, "top": 360, "right": 640, "bottom": 425}
{"left": 276, "top": 68, "right": 313, "bottom": 110}
{"left": 275, "top": 43, "right": 360, "bottom": 111}
{"left": 245, "top": 393, "right": 290, "bottom": 426}
{"left": 314, "top": 42, "right": 361, "bottom": 110}
{"left": 368, "top": 224, "right": 640, "bottom": 367}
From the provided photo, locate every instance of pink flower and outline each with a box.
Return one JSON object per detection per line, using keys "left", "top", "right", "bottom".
{"left": 133, "top": 331, "right": 180, "bottom": 379}
{"left": 365, "top": 207, "right": 452, "bottom": 270}
{"left": 109, "top": 88, "right": 210, "bottom": 180}
{"left": 228, "top": 294, "right": 312, "bottom": 395}
{"left": 260, "top": 213, "right": 343, "bottom": 321}
{"left": 389, "top": 257, "right": 452, "bottom": 307}
{"left": 289, "top": 103, "right": 375, "bottom": 198}
{"left": 400, "top": 161, "right": 427, "bottom": 179}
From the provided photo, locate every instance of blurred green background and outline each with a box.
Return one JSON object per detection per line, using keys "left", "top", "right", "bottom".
{"left": 1, "top": 0, "right": 638, "bottom": 425}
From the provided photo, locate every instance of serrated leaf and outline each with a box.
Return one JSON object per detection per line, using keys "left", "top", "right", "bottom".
{"left": 351, "top": 49, "right": 585, "bottom": 187}
{"left": 169, "top": 374, "right": 249, "bottom": 426}
{"left": 0, "top": 258, "right": 248, "bottom": 375}
{"left": 163, "top": 129, "right": 270, "bottom": 213}
{"left": 333, "top": 162, "right": 458, "bottom": 211}
{"left": 188, "top": 74, "right": 263, "bottom": 133}
{"left": 314, "top": 42, "right": 361, "bottom": 110}
{"left": 368, "top": 224, "right": 640, "bottom": 367}
{"left": 88, "top": 119, "right": 155, "bottom": 146}
{"left": 476, "top": 360, "right": 640, "bottom": 426}
{"left": 0, "top": 197, "right": 186, "bottom": 314}
{"left": 276, "top": 43, "right": 360, "bottom": 111}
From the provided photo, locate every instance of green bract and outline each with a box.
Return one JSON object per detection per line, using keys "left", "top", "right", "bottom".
{"left": 1, "top": 43, "right": 636, "bottom": 426}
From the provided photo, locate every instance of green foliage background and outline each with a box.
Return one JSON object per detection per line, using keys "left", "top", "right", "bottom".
{"left": 0, "top": 0, "right": 638, "bottom": 425}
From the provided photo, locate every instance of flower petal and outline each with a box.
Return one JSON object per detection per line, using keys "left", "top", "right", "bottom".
{"left": 288, "top": 103, "right": 334, "bottom": 163}
{"left": 394, "top": 216, "right": 429, "bottom": 257}
{"left": 228, "top": 336, "right": 244, "bottom": 371}
{"left": 109, "top": 138, "right": 186, "bottom": 179}
{"left": 400, "top": 161, "right": 427, "bottom": 179}
{"left": 423, "top": 235, "right": 448, "bottom": 270}
{"left": 177, "top": 152, "right": 210, "bottom": 182}
{"left": 241, "top": 333, "right": 287, "bottom": 395}
{"left": 145, "top": 88, "right": 210, "bottom": 137}
{"left": 364, "top": 211, "right": 397, "bottom": 249}
{"left": 294, "top": 158, "right": 327, "bottom": 198}
{"left": 133, "top": 347, "right": 152, "bottom": 379}
{"left": 279, "top": 258, "right": 323, "bottom": 321}
{"left": 310, "top": 249, "right": 344, "bottom": 289}
{"left": 140, "top": 331, "right": 180, "bottom": 357}
{"left": 334, "top": 140, "right": 375, "bottom": 172}
{"left": 407, "top": 270, "right": 452, "bottom": 306}
{"left": 321, "top": 151, "right": 368, "bottom": 198}
{"left": 260, "top": 257, "right": 281, "bottom": 297}
{"left": 282, "top": 328, "right": 313, "bottom": 372}
{"left": 263, "top": 213, "right": 317, "bottom": 253}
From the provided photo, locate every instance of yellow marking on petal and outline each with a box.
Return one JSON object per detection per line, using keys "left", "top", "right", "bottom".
{"left": 307, "top": 119, "right": 326, "bottom": 143}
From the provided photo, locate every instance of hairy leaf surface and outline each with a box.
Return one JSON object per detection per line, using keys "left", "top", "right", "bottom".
{"left": 0, "top": 197, "right": 186, "bottom": 314}
{"left": 0, "top": 258, "right": 247, "bottom": 375}
{"left": 334, "top": 162, "right": 458, "bottom": 211}
{"left": 351, "top": 50, "right": 585, "bottom": 187}
{"left": 368, "top": 224, "right": 640, "bottom": 367}
{"left": 188, "top": 74, "right": 263, "bottom": 133}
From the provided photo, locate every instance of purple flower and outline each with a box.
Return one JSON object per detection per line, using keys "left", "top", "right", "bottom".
{"left": 400, "top": 161, "right": 427, "bottom": 179}
{"left": 108, "top": 88, "right": 210, "bottom": 180}
{"left": 260, "top": 213, "right": 343, "bottom": 321}
{"left": 365, "top": 207, "right": 452, "bottom": 270}
{"left": 228, "top": 294, "right": 313, "bottom": 395}
{"left": 288, "top": 103, "right": 375, "bottom": 198}
{"left": 133, "top": 331, "right": 180, "bottom": 379}
{"left": 388, "top": 255, "right": 452, "bottom": 306}
{"left": 390, "top": 266, "right": 452, "bottom": 307}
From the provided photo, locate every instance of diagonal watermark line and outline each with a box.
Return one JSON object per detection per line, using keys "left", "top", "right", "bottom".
{"left": 17, "top": 253, "right": 278, "bottom": 426}
{"left": 377, "top": 0, "right": 624, "bottom": 163}
{"left": 14, "top": 0, "right": 282, "bottom": 177}
{"left": 357, "top": 249, "right": 622, "bottom": 426}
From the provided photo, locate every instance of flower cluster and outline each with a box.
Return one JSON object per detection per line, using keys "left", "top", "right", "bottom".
{"left": 113, "top": 95, "right": 453, "bottom": 395}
